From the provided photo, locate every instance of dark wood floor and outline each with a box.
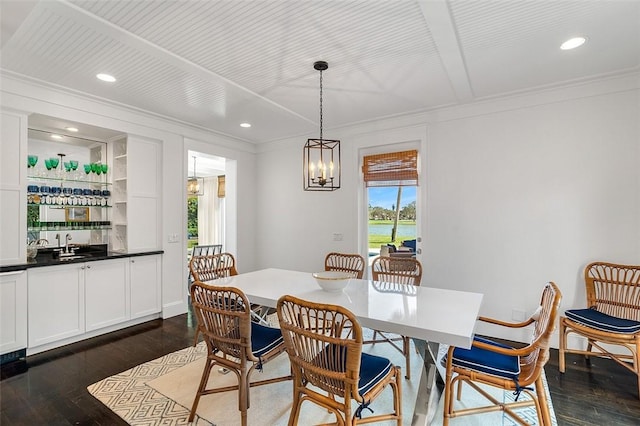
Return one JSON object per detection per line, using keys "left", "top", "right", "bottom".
{"left": 2, "top": 310, "right": 639, "bottom": 425}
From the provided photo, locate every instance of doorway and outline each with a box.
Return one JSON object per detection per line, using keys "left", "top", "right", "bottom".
{"left": 360, "top": 146, "right": 421, "bottom": 272}
{"left": 186, "top": 150, "right": 226, "bottom": 255}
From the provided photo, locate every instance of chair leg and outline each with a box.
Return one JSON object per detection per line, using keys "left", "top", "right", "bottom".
{"left": 288, "top": 388, "right": 303, "bottom": 426}
{"left": 585, "top": 339, "right": 594, "bottom": 365}
{"left": 535, "top": 375, "right": 552, "bottom": 426}
{"left": 635, "top": 338, "right": 640, "bottom": 400}
{"left": 558, "top": 320, "right": 566, "bottom": 373}
{"left": 192, "top": 329, "right": 200, "bottom": 347}
{"left": 394, "top": 366, "right": 403, "bottom": 425}
{"left": 238, "top": 366, "right": 250, "bottom": 426}
{"left": 189, "top": 357, "right": 215, "bottom": 422}
{"left": 403, "top": 336, "right": 411, "bottom": 380}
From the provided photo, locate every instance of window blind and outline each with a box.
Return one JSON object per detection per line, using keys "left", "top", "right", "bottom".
{"left": 362, "top": 149, "right": 418, "bottom": 187}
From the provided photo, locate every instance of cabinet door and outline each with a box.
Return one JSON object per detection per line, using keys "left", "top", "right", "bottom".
{"left": 130, "top": 255, "right": 161, "bottom": 319}
{"left": 28, "top": 264, "right": 84, "bottom": 347}
{"left": 127, "top": 135, "right": 161, "bottom": 252}
{"left": 0, "top": 110, "right": 27, "bottom": 265}
{"left": 85, "top": 259, "right": 129, "bottom": 331}
{"left": 0, "top": 271, "right": 27, "bottom": 354}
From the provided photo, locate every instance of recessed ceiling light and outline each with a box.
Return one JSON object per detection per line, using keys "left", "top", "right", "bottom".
{"left": 51, "top": 134, "right": 63, "bottom": 140}
{"left": 560, "top": 37, "right": 586, "bottom": 50}
{"left": 96, "top": 73, "right": 116, "bottom": 82}
{"left": 66, "top": 127, "right": 79, "bottom": 132}
{"left": 240, "top": 122, "right": 251, "bottom": 128}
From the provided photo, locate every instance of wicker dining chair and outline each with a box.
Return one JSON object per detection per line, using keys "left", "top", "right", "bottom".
{"left": 189, "top": 252, "right": 238, "bottom": 282}
{"left": 559, "top": 262, "right": 640, "bottom": 399}
{"left": 443, "top": 282, "right": 562, "bottom": 426}
{"left": 188, "top": 282, "right": 291, "bottom": 426}
{"left": 325, "top": 252, "right": 366, "bottom": 279}
{"left": 189, "top": 253, "right": 268, "bottom": 347}
{"left": 188, "top": 244, "right": 223, "bottom": 283}
{"left": 276, "top": 294, "right": 402, "bottom": 425}
{"left": 369, "top": 256, "right": 422, "bottom": 379}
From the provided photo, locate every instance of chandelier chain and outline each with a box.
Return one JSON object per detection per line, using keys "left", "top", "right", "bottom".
{"left": 319, "top": 69, "right": 323, "bottom": 141}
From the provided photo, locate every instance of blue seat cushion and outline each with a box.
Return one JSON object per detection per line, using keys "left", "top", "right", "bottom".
{"left": 401, "top": 239, "right": 416, "bottom": 251}
{"left": 358, "top": 352, "right": 393, "bottom": 396}
{"left": 452, "top": 336, "right": 520, "bottom": 380}
{"left": 317, "top": 344, "right": 393, "bottom": 397}
{"left": 251, "top": 322, "right": 283, "bottom": 357}
{"left": 565, "top": 308, "right": 640, "bottom": 334}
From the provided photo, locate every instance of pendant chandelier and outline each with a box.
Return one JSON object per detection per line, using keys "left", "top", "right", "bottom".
{"left": 187, "top": 156, "right": 204, "bottom": 196}
{"left": 303, "top": 61, "right": 341, "bottom": 191}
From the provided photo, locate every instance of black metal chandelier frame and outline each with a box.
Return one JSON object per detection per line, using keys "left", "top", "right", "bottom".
{"left": 303, "top": 61, "right": 341, "bottom": 191}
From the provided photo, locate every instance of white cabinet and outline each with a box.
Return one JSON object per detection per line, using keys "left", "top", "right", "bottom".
{"left": 28, "top": 264, "right": 85, "bottom": 347}
{"left": 110, "top": 135, "right": 161, "bottom": 253}
{"left": 85, "top": 258, "right": 128, "bottom": 331}
{"left": 0, "top": 109, "right": 27, "bottom": 265}
{"left": 130, "top": 255, "right": 161, "bottom": 319}
{"left": 0, "top": 270, "right": 27, "bottom": 355}
{"left": 26, "top": 254, "right": 161, "bottom": 353}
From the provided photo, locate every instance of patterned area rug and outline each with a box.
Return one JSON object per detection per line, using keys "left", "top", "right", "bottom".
{"left": 88, "top": 339, "right": 556, "bottom": 425}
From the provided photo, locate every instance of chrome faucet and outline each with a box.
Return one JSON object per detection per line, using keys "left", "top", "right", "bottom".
{"left": 55, "top": 233, "right": 61, "bottom": 248}
{"left": 63, "top": 233, "right": 76, "bottom": 255}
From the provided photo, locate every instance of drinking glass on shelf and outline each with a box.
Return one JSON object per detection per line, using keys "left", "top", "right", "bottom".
{"left": 83, "top": 164, "right": 92, "bottom": 182}
{"left": 101, "top": 163, "right": 108, "bottom": 175}
{"left": 43, "top": 158, "right": 52, "bottom": 177}
{"left": 49, "top": 157, "right": 59, "bottom": 169}
{"left": 70, "top": 160, "right": 78, "bottom": 170}
{"left": 27, "top": 155, "right": 38, "bottom": 177}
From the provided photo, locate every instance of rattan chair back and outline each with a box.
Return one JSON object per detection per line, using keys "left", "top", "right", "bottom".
{"left": 190, "top": 252, "right": 238, "bottom": 282}
{"left": 325, "top": 252, "right": 366, "bottom": 279}
{"left": 585, "top": 262, "right": 640, "bottom": 321}
{"left": 371, "top": 256, "right": 422, "bottom": 286}
{"left": 190, "top": 282, "right": 255, "bottom": 362}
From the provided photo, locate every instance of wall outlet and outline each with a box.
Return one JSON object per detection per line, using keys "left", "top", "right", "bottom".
{"left": 512, "top": 309, "right": 526, "bottom": 322}
{"left": 167, "top": 233, "right": 179, "bottom": 243}
{"left": 332, "top": 233, "right": 343, "bottom": 241}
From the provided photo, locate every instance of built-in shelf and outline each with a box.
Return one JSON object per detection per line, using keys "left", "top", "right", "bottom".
{"left": 27, "top": 175, "right": 111, "bottom": 186}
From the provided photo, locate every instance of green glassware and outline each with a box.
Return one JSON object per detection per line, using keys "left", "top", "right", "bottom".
{"left": 70, "top": 160, "right": 79, "bottom": 170}
{"left": 96, "top": 167, "right": 102, "bottom": 175}
{"left": 64, "top": 162, "right": 72, "bottom": 172}
{"left": 50, "top": 157, "right": 59, "bottom": 169}
{"left": 90, "top": 163, "right": 98, "bottom": 173}
{"left": 84, "top": 164, "right": 91, "bottom": 174}
{"left": 45, "top": 158, "right": 52, "bottom": 170}
{"left": 28, "top": 155, "right": 38, "bottom": 168}
{"left": 101, "top": 163, "right": 108, "bottom": 174}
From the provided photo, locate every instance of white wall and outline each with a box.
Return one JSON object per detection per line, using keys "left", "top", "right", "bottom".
{"left": 257, "top": 74, "right": 640, "bottom": 345}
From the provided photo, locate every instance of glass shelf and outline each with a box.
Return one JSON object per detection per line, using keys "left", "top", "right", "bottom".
{"left": 27, "top": 174, "right": 111, "bottom": 186}
{"left": 28, "top": 221, "right": 112, "bottom": 231}
{"left": 27, "top": 202, "right": 112, "bottom": 208}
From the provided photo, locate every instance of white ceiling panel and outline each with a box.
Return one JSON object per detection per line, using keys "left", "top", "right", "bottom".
{"left": 1, "top": 0, "right": 638, "bottom": 145}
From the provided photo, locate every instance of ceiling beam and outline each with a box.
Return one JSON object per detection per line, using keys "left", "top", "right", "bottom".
{"left": 418, "top": 0, "right": 474, "bottom": 102}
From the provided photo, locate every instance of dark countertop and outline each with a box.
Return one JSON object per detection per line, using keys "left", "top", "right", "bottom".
{"left": 0, "top": 245, "right": 164, "bottom": 273}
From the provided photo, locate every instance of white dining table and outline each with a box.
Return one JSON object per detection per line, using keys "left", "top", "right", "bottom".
{"left": 204, "top": 268, "right": 484, "bottom": 425}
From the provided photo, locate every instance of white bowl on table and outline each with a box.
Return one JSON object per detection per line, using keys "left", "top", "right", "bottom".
{"left": 312, "top": 271, "right": 351, "bottom": 292}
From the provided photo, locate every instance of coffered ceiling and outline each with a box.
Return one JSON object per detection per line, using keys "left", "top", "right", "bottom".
{"left": 1, "top": 1, "right": 639, "bottom": 144}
